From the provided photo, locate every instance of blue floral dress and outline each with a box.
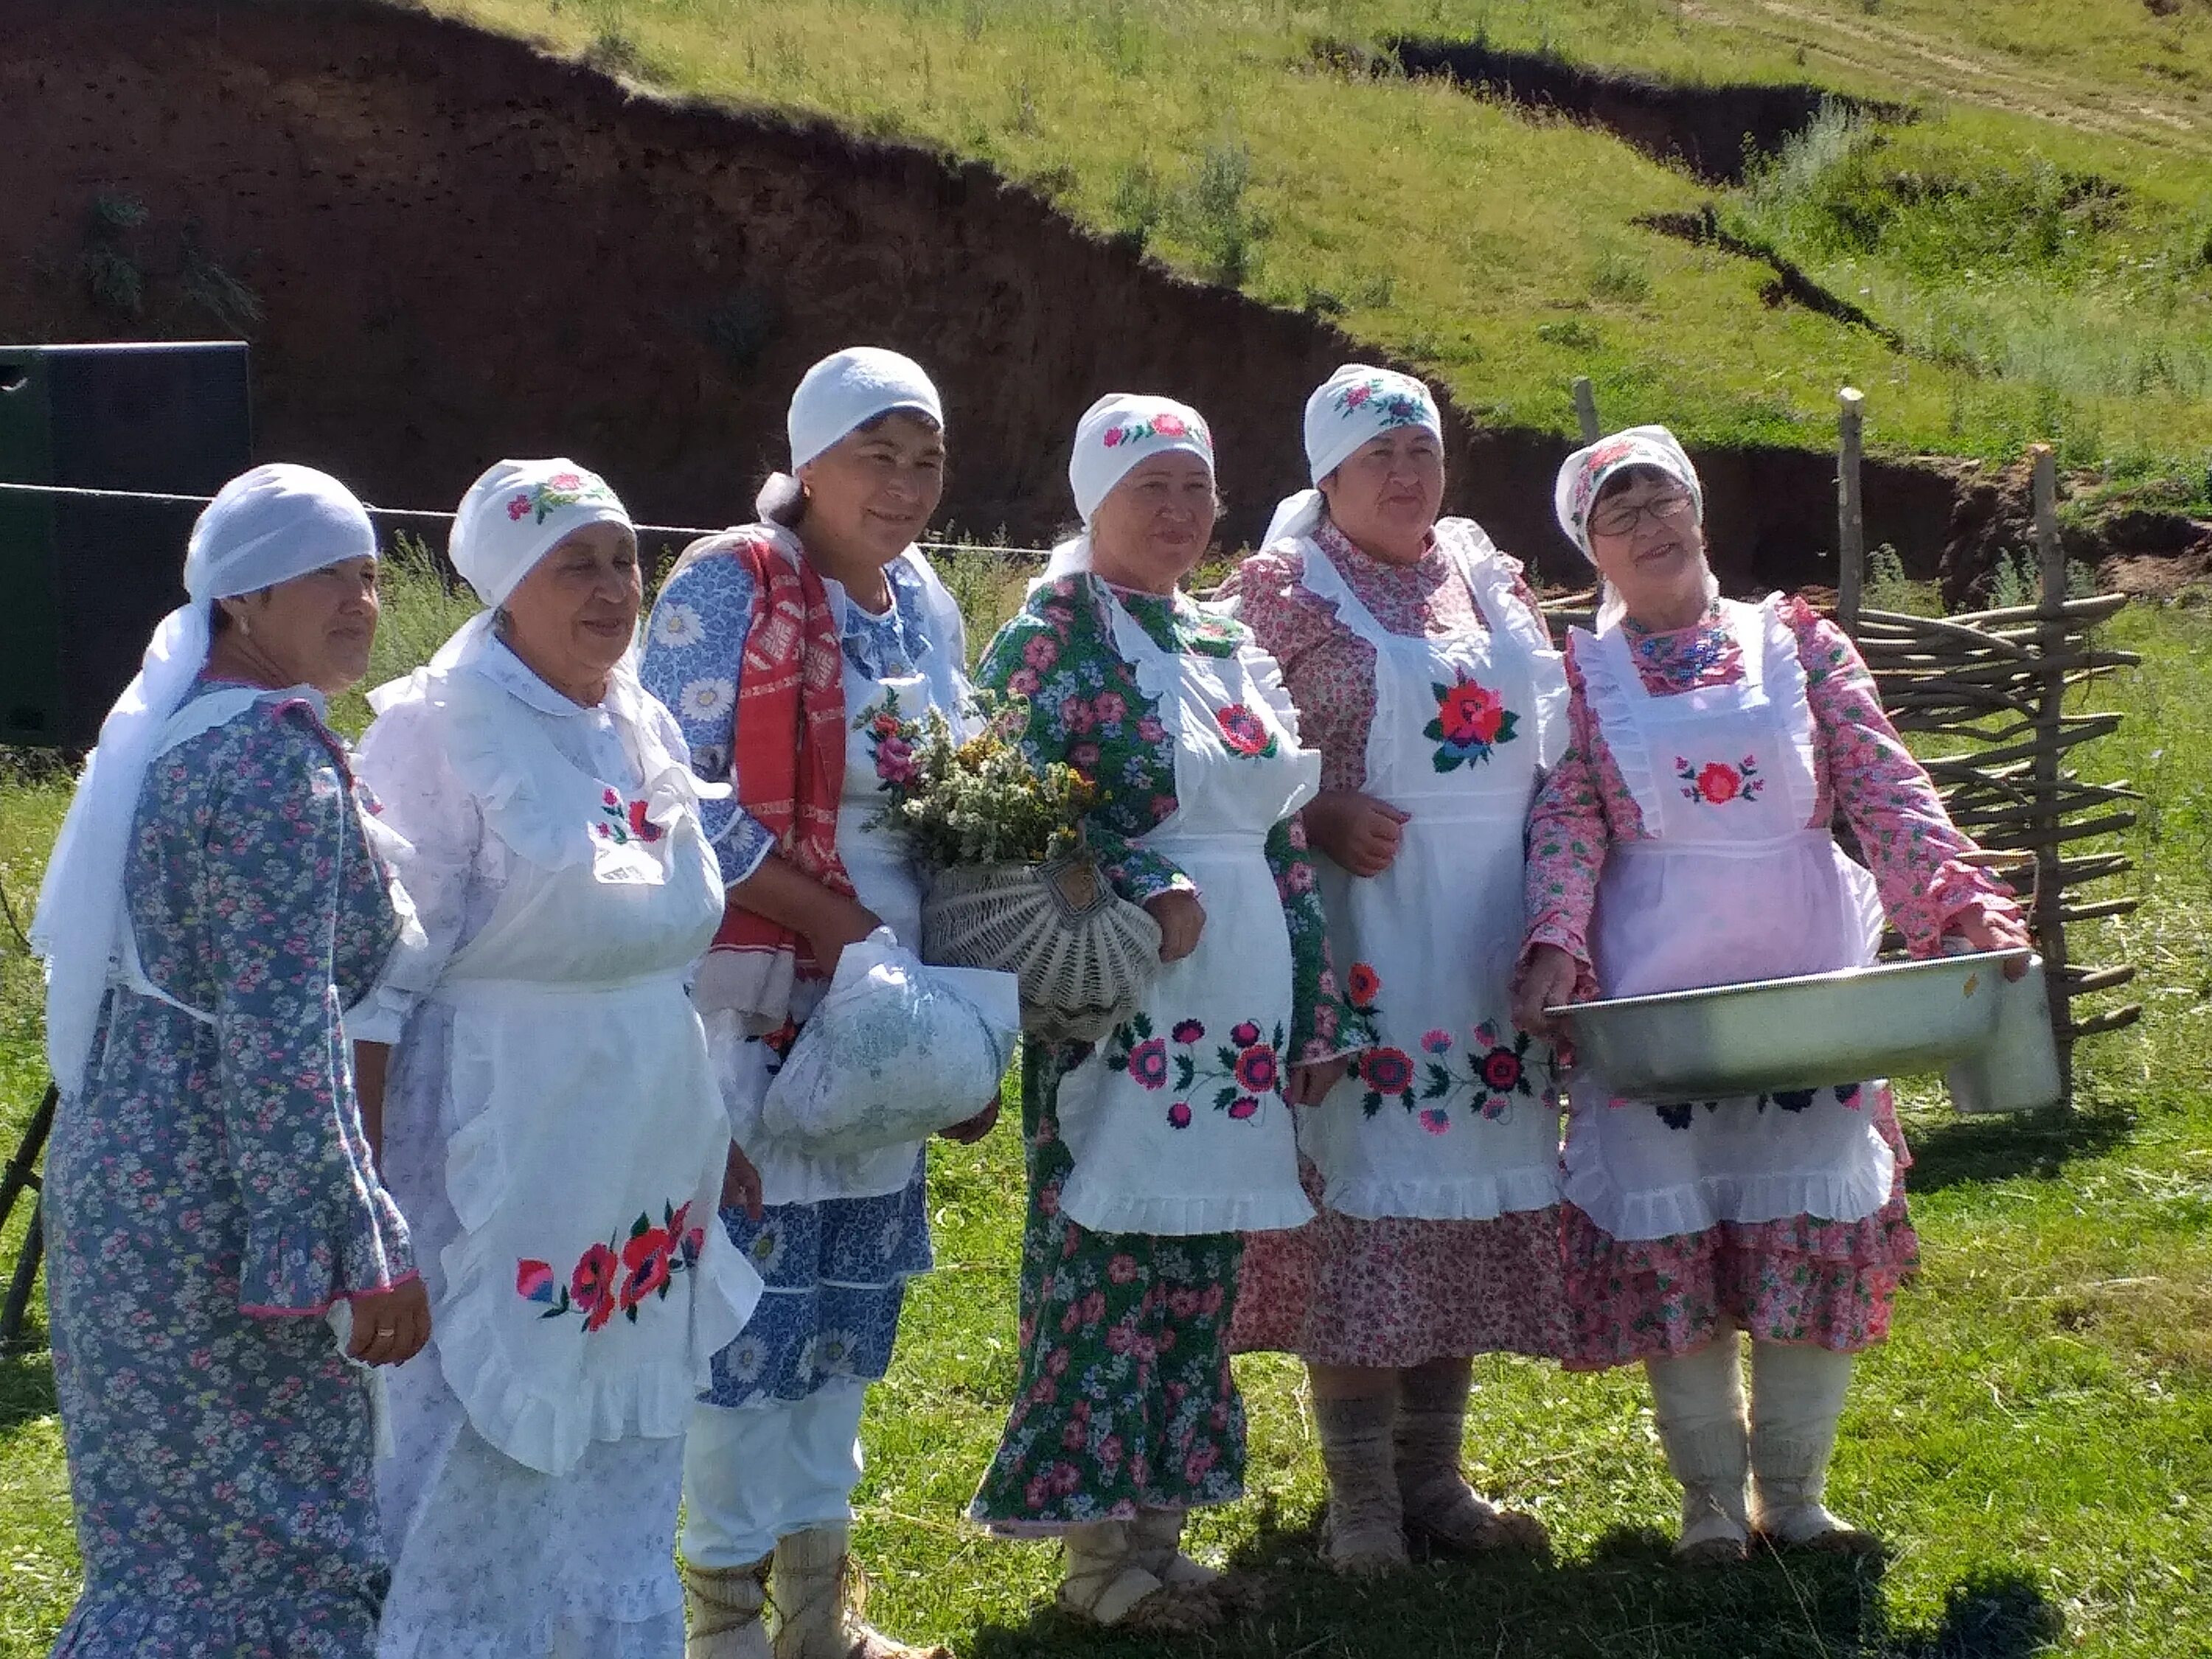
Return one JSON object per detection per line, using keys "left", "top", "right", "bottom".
{"left": 640, "top": 542, "right": 949, "bottom": 1406}
{"left": 45, "top": 680, "right": 414, "bottom": 1658}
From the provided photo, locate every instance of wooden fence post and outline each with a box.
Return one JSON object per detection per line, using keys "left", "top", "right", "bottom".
{"left": 2029, "top": 444, "right": 2075, "bottom": 1108}
{"left": 1572, "top": 377, "right": 1601, "bottom": 443}
{"left": 1836, "top": 386, "right": 1866, "bottom": 639}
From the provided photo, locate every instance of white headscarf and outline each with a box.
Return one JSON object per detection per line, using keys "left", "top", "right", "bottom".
{"left": 1042, "top": 393, "right": 1215, "bottom": 582}
{"left": 1262, "top": 364, "right": 1444, "bottom": 547}
{"left": 757, "top": 347, "right": 945, "bottom": 523}
{"left": 1552, "top": 425, "right": 1711, "bottom": 631}
{"left": 32, "top": 464, "right": 379, "bottom": 1097}
{"left": 1551, "top": 424, "right": 1704, "bottom": 560}
{"left": 448, "top": 459, "right": 630, "bottom": 609}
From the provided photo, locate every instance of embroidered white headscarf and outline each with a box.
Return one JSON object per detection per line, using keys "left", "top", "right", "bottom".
{"left": 1042, "top": 393, "right": 1215, "bottom": 582}
{"left": 1263, "top": 364, "right": 1444, "bottom": 548}
{"left": 1551, "top": 424, "right": 1704, "bottom": 560}
{"left": 34, "top": 464, "right": 379, "bottom": 1096}
{"left": 448, "top": 459, "right": 630, "bottom": 609}
{"left": 1552, "top": 425, "right": 1711, "bottom": 630}
{"left": 757, "top": 347, "right": 945, "bottom": 523}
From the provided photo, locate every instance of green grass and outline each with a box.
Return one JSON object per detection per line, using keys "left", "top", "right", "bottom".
{"left": 416, "top": 0, "right": 2212, "bottom": 494}
{"left": 4, "top": 563, "right": 2212, "bottom": 1653}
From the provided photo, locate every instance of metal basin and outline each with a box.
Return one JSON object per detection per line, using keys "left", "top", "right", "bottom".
{"left": 1548, "top": 949, "right": 2026, "bottom": 1102}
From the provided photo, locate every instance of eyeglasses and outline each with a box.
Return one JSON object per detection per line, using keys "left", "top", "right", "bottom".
{"left": 1587, "top": 493, "right": 1696, "bottom": 539}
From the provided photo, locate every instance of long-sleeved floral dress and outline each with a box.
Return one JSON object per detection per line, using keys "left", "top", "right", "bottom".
{"left": 46, "top": 681, "right": 414, "bottom": 1658}
{"left": 1523, "top": 594, "right": 2015, "bottom": 1368}
{"left": 968, "top": 573, "right": 1349, "bottom": 1531}
{"left": 1219, "top": 518, "right": 1571, "bottom": 1368}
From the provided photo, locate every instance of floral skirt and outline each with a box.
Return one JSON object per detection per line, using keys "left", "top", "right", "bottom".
{"left": 970, "top": 1051, "right": 1247, "bottom": 1534}
{"left": 1562, "top": 1090, "right": 1919, "bottom": 1369}
{"left": 701, "top": 1159, "right": 933, "bottom": 1408}
{"left": 1231, "top": 1161, "right": 1569, "bottom": 1367}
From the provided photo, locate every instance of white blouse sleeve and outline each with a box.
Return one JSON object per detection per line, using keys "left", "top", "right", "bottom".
{"left": 347, "top": 693, "right": 487, "bottom": 1045}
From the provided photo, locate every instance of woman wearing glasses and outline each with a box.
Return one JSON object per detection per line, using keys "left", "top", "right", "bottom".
{"left": 1511, "top": 427, "right": 2026, "bottom": 1565}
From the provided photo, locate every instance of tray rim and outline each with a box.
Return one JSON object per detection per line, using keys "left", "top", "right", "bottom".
{"left": 1543, "top": 947, "right": 2030, "bottom": 1021}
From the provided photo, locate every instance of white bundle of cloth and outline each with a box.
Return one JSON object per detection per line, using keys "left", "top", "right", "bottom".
{"left": 759, "top": 931, "right": 1018, "bottom": 1154}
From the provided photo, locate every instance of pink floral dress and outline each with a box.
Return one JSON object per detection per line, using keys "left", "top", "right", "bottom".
{"left": 1523, "top": 594, "right": 2017, "bottom": 1367}
{"left": 1220, "top": 518, "right": 1571, "bottom": 1369}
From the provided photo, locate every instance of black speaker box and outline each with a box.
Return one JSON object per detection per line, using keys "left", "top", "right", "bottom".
{"left": 0, "top": 341, "right": 253, "bottom": 748}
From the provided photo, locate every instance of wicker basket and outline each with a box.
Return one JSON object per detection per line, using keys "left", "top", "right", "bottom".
{"left": 920, "top": 855, "right": 1163, "bottom": 1043}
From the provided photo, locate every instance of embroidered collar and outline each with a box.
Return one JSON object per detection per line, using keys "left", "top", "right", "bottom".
{"left": 1619, "top": 602, "right": 1742, "bottom": 693}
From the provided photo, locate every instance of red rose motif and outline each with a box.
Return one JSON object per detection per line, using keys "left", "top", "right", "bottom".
{"left": 1103, "top": 427, "right": 1123, "bottom": 448}
{"left": 1440, "top": 679, "right": 1506, "bottom": 747}
{"left": 1230, "top": 1020, "right": 1262, "bottom": 1047}
{"left": 549, "top": 472, "right": 582, "bottom": 490}
{"left": 1346, "top": 962, "right": 1382, "bottom": 1009}
{"left": 1172, "top": 1019, "right": 1205, "bottom": 1044}
{"left": 1214, "top": 704, "right": 1272, "bottom": 755}
{"left": 1166, "top": 1102, "right": 1194, "bottom": 1128}
{"left": 1153, "top": 411, "right": 1187, "bottom": 437}
{"left": 1697, "top": 762, "right": 1741, "bottom": 804}
{"left": 619, "top": 1226, "right": 674, "bottom": 1309}
{"left": 1233, "top": 1044, "right": 1279, "bottom": 1096}
{"left": 571, "top": 1243, "right": 619, "bottom": 1331}
{"left": 1343, "top": 384, "right": 1371, "bottom": 408}
{"left": 1481, "top": 1047, "right": 1523, "bottom": 1092}
{"left": 1128, "top": 1037, "right": 1169, "bottom": 1091}
{"left": 507, "top": 494, "right": 532, "bottom": 521}
{"left": 1360, "top": 1046, "right": 1414, "bottom": 1096}
{"left": 1226, "top": 1096, "right": 1259, "bottom": 1119}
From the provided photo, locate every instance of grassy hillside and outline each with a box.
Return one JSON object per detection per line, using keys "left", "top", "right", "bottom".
{"left": 419, "top": 0, "right": 2211, "bottom": 501}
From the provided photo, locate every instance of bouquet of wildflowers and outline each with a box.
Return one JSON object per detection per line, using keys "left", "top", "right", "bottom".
{"left": 863, "top": 690, "right": 1096, "bottom": 870}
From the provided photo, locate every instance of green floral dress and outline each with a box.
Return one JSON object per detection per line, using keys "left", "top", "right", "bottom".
{"left": 969, "top": 574, "right": 1345, "bottom": 1531}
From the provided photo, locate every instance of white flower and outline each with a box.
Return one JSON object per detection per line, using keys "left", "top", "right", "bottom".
{"left": 746, "top": 1224, "right": 787, "bottom": 1275}
{"left": 654, "top": 602, "right": 706, "bottom": 648}
{"left": 681, "top": 677, "right": 736, "bottom": 723}
{"left": 723, "top": 1333, "right": 768, "bottom": 1385}
{"left": 812, "top": 1329, "right": 863, "bottom": 1376}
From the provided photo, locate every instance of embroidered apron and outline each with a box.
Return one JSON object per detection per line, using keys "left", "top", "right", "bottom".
{"left": 1564, "top": 597, "right": 1894, "bottom": 1244}
{"left": 730, "top": 552, "right": 978, "bottom": 1206}
{"left": 1294, "top": 527, "right": 1570, "bottom": 1220}
{"left": 413, "top": 667, "right": 759, "bottom": 1475}
{"left": 1051, "top": 589, "right": 1321, "bottom": 1237}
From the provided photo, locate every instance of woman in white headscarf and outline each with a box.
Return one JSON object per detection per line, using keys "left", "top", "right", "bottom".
{"left": 1511, "top": 427, "right": 2027, "bottom": 1563}
{"left": 1217, "top": 364, "right": 1568, "bottom": 1575}
{"left": 36, "top": 465, "right": 425, "bottom": 1657}
{"left": 965, "top": 395, "right": 1352, "bottom": 1631}
{"left": 638, "top": 347, "right": 988, "bottom": 1659}
{"left": 350, "top": 459, "right": 762, "bottom": 1658}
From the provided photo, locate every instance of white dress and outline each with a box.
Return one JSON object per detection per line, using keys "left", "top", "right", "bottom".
{"left": 352, "top": 629, "right": 760, "bottom": 1659}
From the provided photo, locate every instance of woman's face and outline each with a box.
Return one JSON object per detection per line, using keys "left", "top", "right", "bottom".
{"left": 222, "top": 555, "right": 381, "bottom": 695}
{"left": 1321, "top": 426, "right": 1444, "bottom": 558}
{"left": 1584, "top": 467, "right": 1708, "bottom": 622}
{"left": 1088, "top": 451, "right": 1219, "bottom": 594}
{"left": 501, "top": 521, "right": 642, "bottom": 692}
{"left": 796, "top": 411, "right": 947, "bottom": 567}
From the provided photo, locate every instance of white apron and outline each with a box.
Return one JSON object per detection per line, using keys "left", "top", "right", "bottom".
{"left": 720, "top": 549, "right": 976, "bottom": 1206}
{"left": 1051, "top": 589, "right": 1321, "bottom": 1237}
{"left": 1293, "top": 524, "right": 1570, "bottom": 1220}
{"left": 1564, "top": 597, "right": 1894, "bottom": 1244}
{"left": 391, "top": 664, "right": 760, "bottom": 1476}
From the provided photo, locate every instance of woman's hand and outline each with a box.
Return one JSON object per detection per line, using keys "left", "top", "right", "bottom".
{"left": 1284, "top": 1057, "right": 1348, "bottom": 1107}
{"left": 721, "top": 1141, "right": 765, "bottom": 1220}
{"left": 1144, "top": 889, "right": 1207, "bottom": 964}
{"left": 806, "top": 901, "right": 886, "bottom": 978}
{"left": 347, "top": 1277, "right": 432, "bottom": 1368}
{"left": 1511, "top": 945, "right": 1582, "bottom": 1037}
{"left": 1304, "top": 790, "right": 1411, "bottom": 878}
{"left": 1946, "top": 907, "right": 2035, "bottom": 981}
{"left": 939, "top": 1093, "right": 1001, "bottom": 1145}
